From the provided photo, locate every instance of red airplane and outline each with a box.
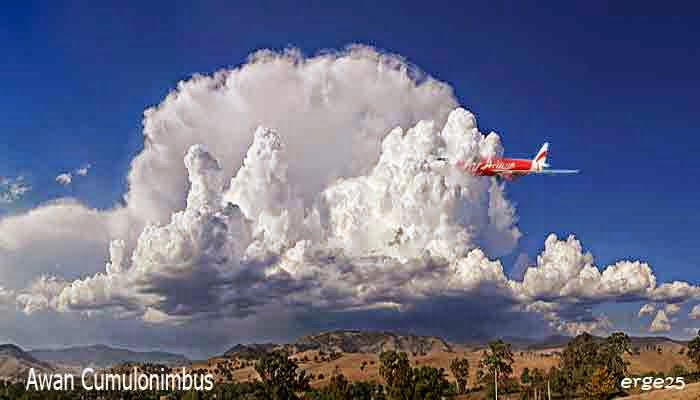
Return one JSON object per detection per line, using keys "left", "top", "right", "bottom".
{"left": 449, "top": 143, "right": 579, "bottom": 180}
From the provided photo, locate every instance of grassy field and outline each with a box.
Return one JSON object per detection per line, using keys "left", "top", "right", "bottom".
{"left": 625, "top": 343, "right": 694, "bottom": 375}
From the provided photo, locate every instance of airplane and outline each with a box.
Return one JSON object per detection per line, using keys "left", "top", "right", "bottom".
{"left": 438, "top": 142, "right": 579, "bottom": 181}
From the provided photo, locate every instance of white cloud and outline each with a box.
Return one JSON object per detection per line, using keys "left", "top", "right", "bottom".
{"left": 56, "top": 164, "right": 92, "bottom": 186}
{"left": 16, "top": 276, "right": 69, "bottom": 314}
{"left": 639, "top": 303, "right": 656, "bottom": 317}
{"left": 54, "top": 111, "right": 519, "bottom": 322}
{"left": 125, "top": 45, "right": 458, "bottom": 226}
{"left": 649, "top": 282, "right": 700, "bottom": 302}
{"left": 56, "top": 173, "right": 73, "bottom": 186}
{"left": 0, "top": 199, "right": 128, "bottom": 288}
{"left": 75, "top": 164, "right": 91, "bottom": 176}
{"left": 690, "top": 305, "right": 700, "bottom": 320}
{"left": 0, "top": 176, "right": 30, "bottom": 204}
{"left": 550, "top": 315, "right": 612, "bottom": 337}
{"left": 649, "top": 310, "right": 672, "bottom": 333}
{"left": 665, "top": 303, "right": 681, "bottom": 316}
{"left": 517, "top": 235, "right": 660, "bottom": 303}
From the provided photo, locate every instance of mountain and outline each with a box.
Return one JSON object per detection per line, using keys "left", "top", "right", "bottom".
{"left": 29, "top": 345, "right": 188, "bottom": 369}
{"left": 521, "top": 334, "right": 573, "bottom": 350}
{"left": 224, "top": 330, "right": 453, "bottom": 359}
{"left": 293, "top": 330, "right": 453, "bottom": 354}
{"left": 223, "top": 343, "right": 279, "bottom": 360}
{"left": 505, "top": 334, "right": 688, "bottom": 352}
{"left": 0, "top": 344, "right": 55, "bottom": 381}
{"left": 629, "top": 336, "right": 689, "bottom": 347}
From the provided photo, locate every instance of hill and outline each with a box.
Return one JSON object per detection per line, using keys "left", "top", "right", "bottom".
{"left": 499, "top": 334, "right": 572, "bottom": 350}
{"left": 223, "top": 343, "right": 279, "bottom": 360}
{"left": 29, "top": 345, "right": 188, "bottom": 369}
{"left": 509, "top": 334, "right": 689, "bottom": 352}
{"left": 629, "top": 336, "right": 689, "bottom": 349}
{"left": 224, "top": 330, "right": 453, "bottom": 359}
{"left": 0, "top": 344, "right": 55, "bottom": 381}
{"left": 292, "top": 330, "right": 453, "bottom": 355}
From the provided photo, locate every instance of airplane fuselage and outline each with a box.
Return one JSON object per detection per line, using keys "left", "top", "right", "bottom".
{"left": 457, "top": 158, "right": 536, "bottom": 177}
{"left": 472, "top": 158, "right": 535, "bottom": 176}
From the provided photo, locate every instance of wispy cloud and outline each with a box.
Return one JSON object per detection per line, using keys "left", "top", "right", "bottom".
{"left": 0, "top": 176, "right": 31, "bottom": 204}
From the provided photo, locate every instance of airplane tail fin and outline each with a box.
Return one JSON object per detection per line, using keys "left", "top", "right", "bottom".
{"left": 533, "top": 142, "right": 549, "bottom": 170}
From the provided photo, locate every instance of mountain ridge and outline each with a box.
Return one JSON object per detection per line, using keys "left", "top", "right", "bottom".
{"left": 225, "top": 330, "right": 452, "bottom": 358}
{"left": 29, "top": 345, "right": 189, "bottom": 369}
{"left": 222, "top": 330, "right": 694, "bottom": 358}
{"left": 0, "top": 344, "right": 55, "bottom": 381}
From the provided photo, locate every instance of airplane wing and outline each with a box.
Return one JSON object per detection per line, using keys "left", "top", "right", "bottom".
{"left": 530, "top": 169, "right": 580, "bottom": 174}
{"left": 490, "top": 169, "right": 530, "bottom": 174}
{"left": 489, "top": 169, "right": 580, "bottom": 175}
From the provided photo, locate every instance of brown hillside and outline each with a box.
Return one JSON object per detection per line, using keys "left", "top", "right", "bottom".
{"left": 0, "top": 344, "right": 55, "bottom": 381}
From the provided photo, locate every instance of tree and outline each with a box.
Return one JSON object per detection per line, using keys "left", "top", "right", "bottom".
{"left": 449, "top": 356, "right": 470, "bottom": 394}
{"left": 349, "top": 381, "right": 386, "bottom": 400}
{"left": 478, "top": 340, "right": 514, "bottom": 400}
{"left": 412, "top": 366, "right": 450, "bottom": 400}
{"left": 529, "top": 368, "right": 546, "bottom": 400}
{"left": 547, "top": 366, "right": 568, "bottom": 399}
{"left": 598, "top": 332, "right": 631, "bottom": 382}
{"left": 520, "top": 367, "right": 530, "bottom": 385}
{"left": 558, "top": 332, "right": 600, "bottom": 395}
{"left": 318, "top": 372, "right": 351, "bottom": 400}
{"left": 688, "top": 333, "right": 700, "bottom": 372}
{"left": 255, "top": 351, "right": 311, "bottom": 400}
{"left": 585, "top": 367, "right": 617, "bottom": 400}
{"left": 670, "top": 364, "right": 688, "bottom": 377}
{"left": 379, "top": 351, "right": 413, "bottom": 400}
{"left": 555, "top": 332, "right": 630, "bottom": 398}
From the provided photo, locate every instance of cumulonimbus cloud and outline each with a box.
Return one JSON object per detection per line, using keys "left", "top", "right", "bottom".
{"left": 1, "top": 46, "right": 698, "bottom": 347}
{"left": 25, "top": 111, "right": 700, "bottom": 337}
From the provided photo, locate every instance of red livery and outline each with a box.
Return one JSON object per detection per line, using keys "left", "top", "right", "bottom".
{"left": 455, "top": 143, "right": 579, "bottom": 181}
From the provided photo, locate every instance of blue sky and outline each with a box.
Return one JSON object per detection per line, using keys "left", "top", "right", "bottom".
{"left": 0, "top": 0, "right": 698, "bottom": 345}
